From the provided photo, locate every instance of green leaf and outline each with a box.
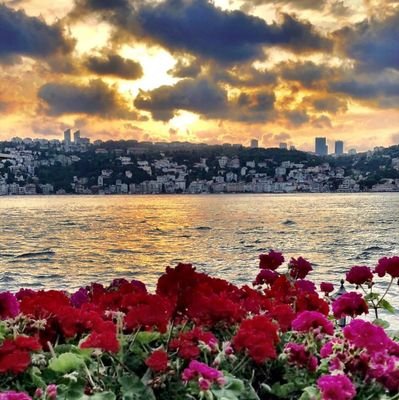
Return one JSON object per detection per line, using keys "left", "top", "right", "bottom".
{"left": 83, "top": 393, "right": 116, "bottom": 400}
{"left": 134, "top": 332, "right": 161, "bottom": 345}
{"left": 119, "top": 375, "right": 156, "bottom": 400}
{"left": 365, "top": 293, "right": 380, "bottom": 301}
{"left": 299, "top": 386, "right": 320, "bottom": 400}
{"left": 211, "top": 377, "right": 245, "bottom": 400}
{"left": 56, "top": 381, "right": 86, "bottom": 400}
{"left": 373, "top": 318, "right": 390, "bottom": 329}
{"left": 49, "top": 352, "right": 85, "bottom": 373}
{"left": 380, "top": 299, "right": 396, "bottom": 314}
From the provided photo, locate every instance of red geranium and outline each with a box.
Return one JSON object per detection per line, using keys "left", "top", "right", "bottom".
{"left": 332, "top": 292, "right": 368, "bottom": 319}
{"left": 292, "top": 311, "right": 334, "bottom": 335}
{"left": 145, "top": 350, "right": 168, "bottom": 372}
{"left": 346, "top": 266, "right": 373, "bottom": 285}
{"left": 259, "top": 251, "right": 284, "bottom": 270}
{"left": 289, "top": 257, "right": 313, "bottom": 279}
{"left": 320, "top": 282, "right": 334, "bottom": 294}
{"left": 80, "top": 321, "right": 119, "bottom": 353}
{"left": 375, "top": 256, "right": 399, "bottom": 278}
{"left": 233, "top": 316, "right": 279, "bottom": 364}
{"left": 0, "top": 336, "right": 41, "bottom": 374}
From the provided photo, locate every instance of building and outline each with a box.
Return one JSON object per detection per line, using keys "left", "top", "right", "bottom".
{"left": 335, "top": 140, "right": 344, "bottom": 156}
{"left": 279, "top": 143, "right": 288, "bottom": 150}
{"left": 64, "top": 129, "right": 71, "bottom": 146}
{"left": 315, "top": 137, "right": 328, "bottom": 156}
{"left": 73, "top": 130, "right": 81, "bottom": 144}
{"left": 250, "top": 139, "right": 259, "bottom": 148}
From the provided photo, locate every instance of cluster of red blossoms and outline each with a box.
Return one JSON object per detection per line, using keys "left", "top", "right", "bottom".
{"left": 0, "top": 251, "right": 397, "bottom": 400}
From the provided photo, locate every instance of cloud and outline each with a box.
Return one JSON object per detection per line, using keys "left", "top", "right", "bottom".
{"left": 329, "top": 70, "right": 399, "bottom": 105}
{"left": 38, "top": 79, "right": 136, "bottom": 119}
{"left": 241, "top": 0, "right": 328, "bottom": 12}
{"left": 84, "top": 53, "right": 143, "bottom": 79}
{"left": 312, "top": 115, "right": 332, "bottom": 128}
{"left": 391, "top": 132, "right": 399, "bottom": 144}
{"left": 306, "top": 95, "right": 347, "bottom": 114}
{"left": 169, "top": 59, "right": 202, "bottom": 78}
{"left": 134, "top": 77, "right": 276, "bottom": 122}
{"left": 0, "top": 100, "right": 9, "bottom": 113}
{"left": 334, "top": 10, "right": 399, "bottom": 71}
{"left": 284, "top": 110, "right": 309, "bottom": 126}
{"left": 134, "top": 78, "right": 228, "bottom": 121}
{"left": 74, "top": 0, "right": 331, "bottom": 64}
{"left": 279, "top": 61, "right": 337, "bottom": 88}
{"left": 274, "top": 132, "right": 291, "bottom": 141}
{"left": 0, "top": 4, "right": 74, "bottom": 63}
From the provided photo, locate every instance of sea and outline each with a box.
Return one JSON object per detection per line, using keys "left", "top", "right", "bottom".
{"left": 0, "top": 193, "right": 398, "bottom": 325}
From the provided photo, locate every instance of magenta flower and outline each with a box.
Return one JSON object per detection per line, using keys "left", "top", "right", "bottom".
{"left": 0, "top": 292, "right": 19, "bottom": 319}
{"left": 70, "top": 287, "right": 89, "bottom": 308}
{"left": 320, "top": 282, "right": 334, "bottom": 294}
{"left": 317, "top": 374, "right": 356, "bottom": 400}
{"left": 259, "top": 250, "right": 284, "bottom": 270}
{"left": 182, "top": 360, "right": 225, "bottom": 390}
{"left": 346, "top": 266, "right": 373, "bottom": 285}
{"left": 343, "top": 319, "right": 391, "bottom": 354}
{"left": 289, "top": 257, "right": 313, "bottom": 279}
{"left": 295, "top": 279, "right": 317, "bottom": 293}
{"left": 332, "top": 292, "right": 368, "bottom": 319}
{"left": 285, "top": 343, "right": 318, "bottom": 371}
{"left": 292, "top": 311, "right": 334, "bottom": 335}
{"left": 0, "top": 392, "right": 32, "bottom": 400}
{"left": 375, "top": 256, "right": 399, "bottom": 278}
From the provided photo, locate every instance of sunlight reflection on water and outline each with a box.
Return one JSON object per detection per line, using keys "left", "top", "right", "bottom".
{"left": 0, "top": 193, "right": 398, "bottom": 325}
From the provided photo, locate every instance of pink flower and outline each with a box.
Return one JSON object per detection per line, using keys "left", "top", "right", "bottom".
{"left": 317, "top": 374, "right": 356, "bottom": 400}
{"left": 0, "top": 292, "right": 19, "bottom": 319}
{"left": 375, "top": 256, "right": 399, "bottom": 278}
{"left": 289, "top": 257, "right": 313, "bottom": 279}
{"left": 0, "top": 392, "right": 32, "bottom": 400}
{"left": 182, "top": 360, "right": 225, "bottom": 390}
{"left": 292, "top": 311, "right": 334, "bottom": 335}
{"left": 343, "top": 319, "right": 391, "bottom": 354}
{"left": 332, "top": 292, "right": 368, "bottom": 319}
{"left": 45, "top": 385, "right": 57, "bottom": 400}
{"left": 320, "top": 282, "right": 334, "bottom": 294}
{"left": 346, "top": 266, "right": 373, "bottom": 285}
{"left": 259, "top": 250, "right": 284, "bottom": 270}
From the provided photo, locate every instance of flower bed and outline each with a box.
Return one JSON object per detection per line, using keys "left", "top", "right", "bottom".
{"left": 0, "top": 252, "right": 398, "bottom": 400}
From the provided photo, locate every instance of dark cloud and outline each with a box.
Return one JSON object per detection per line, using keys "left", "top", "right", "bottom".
{"left": 329, "top": 71, "right": 399, "bottom": 105}
{"left": 0, "top": 100, "right": 9, "bottom": 113}
{"left": 284, "top": 110, "right": 309, "bottom": 126}
{"left": 134, "top": 77, "right": 276, "bottom": 122}
{"left": 279, "top": 61, "right": 337, "bottom": 88}
{"left": 134, "top": 78, "right": 228, "bottom": 121}
{"left": 0, "top": 4, "right": 74, "bottom": 63}
{"left": 328, "top": 1, "right": 352, "bottom": 17}
{"left": 312, "top": 115, "right": 332, "bottom": 128}
{"left": 38, "top": 79, "right": 136, "bottom": 119}
{"left": 169, "top": 59, "right": 202, "bottom": 78}
{"left": 309, "top": 95, "right": 347, "bottom": 114}
{"left": 85, "top": 53, "right": 143, "bottom": 79}
{"left": 241, "top": 0, "right": 327, "bottom": 12}
{"left": 74, "top": 0, "right": 331, "bottom": 64}
{"left": 334, "top": 11, "right": 399, "bottom": 71}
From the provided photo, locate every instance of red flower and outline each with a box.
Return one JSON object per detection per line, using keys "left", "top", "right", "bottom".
{"left": 124, "top": 294, "right": 173, "bottom": 333}
{"left": 332, "top": 292, "right": 368, "bottom": 319}
{"left": 375, "top": 256, "right": 399, "bottom": 278}
{"left": 285, "top": 343, "right": 318, "bottom": 372}
{"left": 145, "top": 350, "right": 168, "bottom": 372}
{"left": 170, "top": 328, "right": 217, "bottom": 360}
{"left": 296, "top": 292, "right": 330, "bottom": 315}
{"left": 19, "top": 290, "right": 70, "bottom": 318}
{"left": 289, "top": 257, "right": 313, "bottom": 279}
{"left": 320, "top": 282, "right": 334, "bottom": 294}
{"left": 80, "top": 321, "right": 119, "bottom": 353}
{"left": 253, "top": 269, "right": 279, "bottom": 286}
{"left": 233, "top": 316, "right": 279, "bottom": 364}
{"left": 0, "top": 336, "right": 41, "bottom": 374}
{"left": 259, "top": 250, "right": 284, "bottom": 270}
{"left": 346, "top": 266, "right": 373, "bottom": 285}
{"left": 267, "top": 304, "right": 295, "bottom": 332}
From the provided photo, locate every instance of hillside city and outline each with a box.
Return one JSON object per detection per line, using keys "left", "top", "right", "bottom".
{"left": 0, "top": 130, "right": 399, "bottom": 195}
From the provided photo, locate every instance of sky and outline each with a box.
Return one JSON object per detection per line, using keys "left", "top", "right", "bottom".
{"left": 0, "top": 0, "right": 398, "bottom": 151}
